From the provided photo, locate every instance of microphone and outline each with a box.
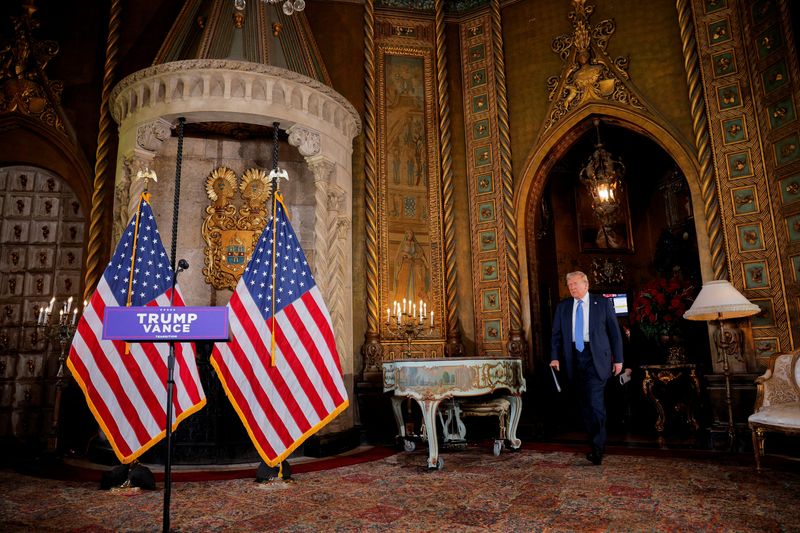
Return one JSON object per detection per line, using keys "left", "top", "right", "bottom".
{"left": 176, "top": 259, "right": 189, "bottom": 276}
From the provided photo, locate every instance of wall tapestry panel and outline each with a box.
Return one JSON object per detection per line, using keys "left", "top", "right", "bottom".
{"left": 459, "top": 13, "right": 509, "bottom": 357}
{"left": 376, "top": 15, "right": 445, "bottom": 359}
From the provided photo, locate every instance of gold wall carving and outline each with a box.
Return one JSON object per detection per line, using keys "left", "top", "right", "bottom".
{"left": 688, "top": 0, "right": 796, "bottom": 352}
{"left": 459, "top": 12, "right": 510, "bottom": 357}
{"left": 202, "top": 166, "right": 272, "bottom": 291}
{"left": 375, "top": 14, "right": 445, "bottom": 360}
{"left": 0, "top": 10, "right": 65, "bottom": 133}
{"left": 542, "top": 0, "right": 645, "bottom": 135}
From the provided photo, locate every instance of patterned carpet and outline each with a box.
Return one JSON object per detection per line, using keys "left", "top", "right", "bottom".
{"left": 1, "top": 446, "right": 799, "bottom": 532}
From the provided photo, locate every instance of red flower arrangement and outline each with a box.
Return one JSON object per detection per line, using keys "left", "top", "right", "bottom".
{"left": 630, "top": 276, "right": 696, "bottom": 342}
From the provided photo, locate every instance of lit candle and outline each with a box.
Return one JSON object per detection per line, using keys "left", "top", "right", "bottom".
{"left": 48, "top": 296, "right": 55, "bottom": 314}
{"left": 430, "top": 311, "right": 434, "bottom": 327}
{"left": 83, "top": 299, "right": 88, "bottom": 310}
{"left": 66, "top": 296, "right": 73, "bottom": 313}
{"left": 72, "top": 308, "right": 78, "bottom": 326}
{"left": 37, "top": 307, "right": 45, "bottom": 325}
{"left": 403, "top": 299, "right": 406, "bottom": 314}
{"left": 412, "top": 304, "right": 416, "bottom": 318}
{"left": 386, "top": 308, "right": 390, "bottom": 324}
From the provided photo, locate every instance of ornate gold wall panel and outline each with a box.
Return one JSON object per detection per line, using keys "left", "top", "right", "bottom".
{"left": 202, "top": 167, "right": 272, "bottom": 291}
{"left": 739, "top": 0, "right": 800, "bottom": 352}
{"left": 689, "top": 0, "right": 795, "bottom": 353}
{"left": 375, "top": 14, "right": 446, "bottom": 359}
{"left": 459, "top": 13, "right": 510, "bottom": 357}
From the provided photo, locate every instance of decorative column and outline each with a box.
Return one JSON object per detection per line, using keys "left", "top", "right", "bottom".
{"left": 490, "top": 0, "right": 526, "bottom": 358}
{"left": 361, "top": 0, "right": 382, "bottom": 378}
{"left": 84, "top": 0, "right": 122, "bottom": 300}
{"left": 435, "top": 0, "right": 463, "bottom": 357}
{"left": 289, "top": 125, "right": 350, "bottom": 362}
{"left": 113, "top": 118, "right": 172, "bottom": 245}
{"left": 676, "top": 0, "right": 728, "bottom": 281}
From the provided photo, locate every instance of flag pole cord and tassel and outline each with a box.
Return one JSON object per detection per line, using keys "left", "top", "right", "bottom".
{"left": 162, "top": 117, "right": 186, "bottom": 533}
{"left": 125, "top": 195, "right": 145, "bottom": 307}
{"left": 123, "top": 191, "right": 148, "bottom": 354}
{"left": 270, "top": 121, "right": 280, "bottom": 367}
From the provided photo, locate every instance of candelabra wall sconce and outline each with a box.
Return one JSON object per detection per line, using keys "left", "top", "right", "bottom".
{"left": 36, "top": 296, "right": 84, "bottom": 452}
{"left": 385, "top": 299, "right": 434, "bottom": 358}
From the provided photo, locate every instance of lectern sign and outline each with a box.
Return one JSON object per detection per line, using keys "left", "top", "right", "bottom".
{"left": 102, "top": 306, "right": 229, "bottom": 341}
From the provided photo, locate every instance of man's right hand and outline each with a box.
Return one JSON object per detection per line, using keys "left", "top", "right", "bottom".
{"left": 550, "top": 360, "right": 559, "bottom": 371}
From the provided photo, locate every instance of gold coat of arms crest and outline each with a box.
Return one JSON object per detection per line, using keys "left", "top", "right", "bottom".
{"left": 202, "top": 166, "right": 272, "bottom": 290}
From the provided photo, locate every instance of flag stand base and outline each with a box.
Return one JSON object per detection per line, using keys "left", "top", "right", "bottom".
{"left": 100, "top": 461, "right": 156, "bottom": 490}
{"left": 255, "top": 460, "right": 292, "bottom": 482}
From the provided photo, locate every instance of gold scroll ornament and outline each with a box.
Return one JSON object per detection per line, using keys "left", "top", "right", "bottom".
{"left": 202, "top": 167, "right": 272, "bottom": 290}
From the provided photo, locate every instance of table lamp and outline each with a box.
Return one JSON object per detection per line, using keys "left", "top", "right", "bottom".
{"left": 683, "top": 279, "right": 760, "bottom": 448}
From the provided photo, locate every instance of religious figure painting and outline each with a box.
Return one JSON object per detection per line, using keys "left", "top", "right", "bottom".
{"left": 385, "top": 53, "right": 432, "bottom": 305}
{"left": 386, "top": 55, "right": 427, "bottom": 191}
{"left": 575, "top": 184, "right": 633, "bottom": 252}
{"left": 392, "top": 229, "right": 430, "bottom": 305}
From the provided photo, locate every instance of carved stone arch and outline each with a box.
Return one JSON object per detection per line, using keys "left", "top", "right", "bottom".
{"left": 0, "top": 115, "right": 93, "bottom": 215}
{"left": 514, "top": 102, "right": 712, "bottom": 357}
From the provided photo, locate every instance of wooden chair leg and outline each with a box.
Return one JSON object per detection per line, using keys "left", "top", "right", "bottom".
{"left": 751, "top": 426, "right": 765, "bottom": 472}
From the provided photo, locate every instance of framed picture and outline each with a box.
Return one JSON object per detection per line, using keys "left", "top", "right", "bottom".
{"left": 575, "top": 185, "right": 634, "bottom": 253}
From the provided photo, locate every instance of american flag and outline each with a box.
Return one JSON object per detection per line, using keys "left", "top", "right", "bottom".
{"left": 67, "top": 196, "right": 206, "bottom": 464}
{"left": 211, "top": 192, "right": 349, "bottom": 466}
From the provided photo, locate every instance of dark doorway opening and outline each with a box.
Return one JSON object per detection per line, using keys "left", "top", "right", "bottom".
{"left": 524, "top": 121, "right": 711, "bottom": 450}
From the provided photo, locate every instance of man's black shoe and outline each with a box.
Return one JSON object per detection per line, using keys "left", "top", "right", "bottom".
{"left": 585, "top": 451, "right": 602, "bottom": 465}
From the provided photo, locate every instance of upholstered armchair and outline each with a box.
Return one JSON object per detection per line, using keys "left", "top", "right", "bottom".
{"left": 748, "top": 352, "right": 800, "bottom": 471}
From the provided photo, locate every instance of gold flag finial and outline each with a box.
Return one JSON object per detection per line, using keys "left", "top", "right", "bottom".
{"left": 135, "top": 168, "right": 158, "bottom": 192}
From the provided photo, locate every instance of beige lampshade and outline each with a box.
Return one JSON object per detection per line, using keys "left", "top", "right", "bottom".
{"left": 683, "top": 280, "right": 760, "bottom": 321}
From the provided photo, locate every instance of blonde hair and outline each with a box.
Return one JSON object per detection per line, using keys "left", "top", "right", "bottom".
{"left": 566, "top": 271, "right": 588, "bottom": 283}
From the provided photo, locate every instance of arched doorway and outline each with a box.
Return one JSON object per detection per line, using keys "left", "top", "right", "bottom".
{"left": 517, "top": 109, "right": 712, "bottom": 444}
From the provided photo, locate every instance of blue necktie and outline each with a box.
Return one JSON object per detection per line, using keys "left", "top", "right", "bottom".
{"left": 575, "top": 300, "right": 584, "bottom": 352}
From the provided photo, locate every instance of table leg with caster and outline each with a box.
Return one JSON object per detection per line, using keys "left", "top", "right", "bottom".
{"left": 416, "top": 398, "right": 443, "bottom": 470}
{"left": 506, "top": 395, "right": 523, "bottom": 449}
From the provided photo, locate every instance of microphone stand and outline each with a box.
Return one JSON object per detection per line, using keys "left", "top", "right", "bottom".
{"left": 163, "top": 257, "right": 188, "bottom": 532}
{"left": 163, "top": 117, "right": 185, "bottom": 533}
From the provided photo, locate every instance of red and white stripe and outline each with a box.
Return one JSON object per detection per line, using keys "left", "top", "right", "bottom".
{"left": 67, "top": 278, "right": 206, "bottom": 463}
{"left": 211, "top": 284, "right": 348, "bottom": 466}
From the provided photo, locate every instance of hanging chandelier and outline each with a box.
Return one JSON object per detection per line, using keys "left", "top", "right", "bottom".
{"left": 579, "top": 118, "right": 625, "bottom": 227}
{"left": 234, "top": 0, "right": 305, "bottom": 16}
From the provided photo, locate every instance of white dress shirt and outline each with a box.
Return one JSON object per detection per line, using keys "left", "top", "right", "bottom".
{"left": 572, "top": 293, "right": 590, "bottom": 344}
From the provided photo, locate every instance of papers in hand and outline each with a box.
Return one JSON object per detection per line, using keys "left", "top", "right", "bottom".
{"left": 550, "top": 365, "right": 562, "bottom": 393}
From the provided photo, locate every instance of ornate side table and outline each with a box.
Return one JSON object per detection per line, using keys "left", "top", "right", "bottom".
{"left": 641, "top": 363, "right": 701, "bottom": 446}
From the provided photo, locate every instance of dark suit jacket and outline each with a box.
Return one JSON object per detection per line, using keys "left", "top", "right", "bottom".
{"left": 550, "top": 293, "right": 624, "bottom": 381}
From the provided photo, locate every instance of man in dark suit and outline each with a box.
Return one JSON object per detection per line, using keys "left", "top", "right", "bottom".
{"left": 550, "top": 271, "right": 623, "bottom": 465}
